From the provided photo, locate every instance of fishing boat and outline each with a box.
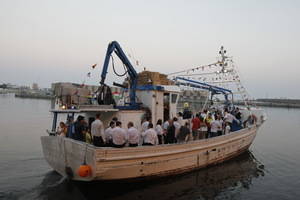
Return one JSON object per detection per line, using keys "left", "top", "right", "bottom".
{"left": 41, "top": 41, "right": 266, "bottom": 181}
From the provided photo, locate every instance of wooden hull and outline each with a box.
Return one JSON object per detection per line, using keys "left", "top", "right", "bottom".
{"left": 41, "top": 126, "right": 258, "bottom": 181}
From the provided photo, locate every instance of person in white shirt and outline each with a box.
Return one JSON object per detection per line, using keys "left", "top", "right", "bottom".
{"left": 104, "top": 121, "right": 115, "bottom": 146}
{"left": 163, "top": 120, "right": 169, "bottom": 130}
{"left": 162, "top": 119, "right": 170, "bottom": 144}
{"left": 224, "top": 111, "right": 239, "bottom": 124}
{"left": 141, "top": 117, "right": 150, "bottom": 133}
{"left": 210, "top": 117, "right": 222, "bottom": 138}
{"left": 127, "top": 122, "right": 140, "bottom": 147}
{"left": 142, "top": 123, "right": 158, "bottom": 146}
{"left": 201, "top": 109, "right": 208, "bottom": 121}
{"left": 91, "top": 113, "right": 105, "bottom": 147}
{"left": 216, "top": 114, "right": 224, "bottom": 136}
{"left": 155, "top": 119, "right": 163, "bottom": 144}
{"left": 173, "top": 117, "right": 181, "bottom": 139}
{"left": 177, "top": 112, "right": 184, "bottom": 126}
{"left": 111, "top": 121, "right": 127, "bottom": 148}
{"left": 224, "top": 122, "right": 231, "bottom": 135}
{"left": 163, "top": 119, "right": 169, "bottom": 134}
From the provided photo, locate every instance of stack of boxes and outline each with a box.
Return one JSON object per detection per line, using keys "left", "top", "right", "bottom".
{"left": 137, "top": 71, "right": 173, "bottom": 86}
{"left": 52, "top": 83, "right": 92, "bottom": 106}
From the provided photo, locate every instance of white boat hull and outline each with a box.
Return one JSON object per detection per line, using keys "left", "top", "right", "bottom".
{"left": 41, "top": 126, "right": 258, "bottom": 181}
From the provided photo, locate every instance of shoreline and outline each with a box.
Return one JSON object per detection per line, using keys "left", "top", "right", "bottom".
{"left": 235, "top": 100, "right": 300, "bottom": 109}
{"left": 14, "top": 93, "right": 54, "bottom": 100}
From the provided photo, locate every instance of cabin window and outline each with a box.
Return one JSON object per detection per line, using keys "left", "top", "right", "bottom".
{"left": 171, "top": 94, "right": 178, "bottom": 104}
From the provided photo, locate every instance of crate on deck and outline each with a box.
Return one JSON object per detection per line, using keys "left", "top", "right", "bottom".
{"left": 137, "top": 71, "right": 173, "bottom": 85}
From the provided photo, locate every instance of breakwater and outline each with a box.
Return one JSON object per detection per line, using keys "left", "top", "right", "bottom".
{"left": 14, "top": 92, "right": 54, "bottom": 100}
{"left": 0, "top": 89, "right": 54, "bottom": 100}
{"left": 236, "top": 99, "right": 300, "bottom": 109}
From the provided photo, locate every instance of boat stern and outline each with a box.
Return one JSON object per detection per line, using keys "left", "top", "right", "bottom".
{"left": 41, "top": 136, "right": 96, "bottom": 181}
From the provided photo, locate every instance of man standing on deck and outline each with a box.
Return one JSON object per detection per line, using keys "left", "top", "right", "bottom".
{"left": 191, "top": 114, "right": 201, "bottom": 140}
{"left": 173, "top": 117, "right": 181, "bottom": 140}
{"left": 74, "top": 115, "right": 86, "bottom": 141}
{"left": 111, "top": 121, "right": 127, "bottom": 148}
{"left": 127, "top": 122, "right": 140, "bottom": 147}
{"left": 142, "top": 123, "right": 158, "bottom": 145}
{"left": 66, "top": 116, "right": 75, "bottom": 139}
{"left": 224, "top": 110, "right": 240, "bottom": 130}
{"left": 210, "top": 116, "right": 222, "bottom": 138}
{"left": 91, "top": 113, "right": 105, "bottom": 147}
{"left": 141, "top": 117, "right": 150, "bottom": 133}
{"left": 165, "top": 120, "right": 176, "bottom": 144}
{"left": 104, "top": 121, "right": 115, "bottom": 146}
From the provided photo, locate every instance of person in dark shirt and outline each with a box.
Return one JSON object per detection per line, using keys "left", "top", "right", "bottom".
{"left": 66, "top": 116, "right": 75, "bottom": 139}
{"left": 235, "top": 108, "right": 242, "bottom": 120}
{"left": 177, "top": 122, "right": 191, "bottom": 143}
{"left": 74, "top": 115, "right": 86, "bottom": 142}
{"left": 165, "top": 120, "right": 176, "bottom": 144}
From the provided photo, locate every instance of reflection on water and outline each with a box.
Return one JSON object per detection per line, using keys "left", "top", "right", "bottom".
{"left": 16, "top": 151, "right": 264, "bottom": 200}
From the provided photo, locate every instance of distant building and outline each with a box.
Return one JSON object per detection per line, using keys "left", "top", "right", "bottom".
{"left": 32, "top": 83, "right": 39, "bottom": 90}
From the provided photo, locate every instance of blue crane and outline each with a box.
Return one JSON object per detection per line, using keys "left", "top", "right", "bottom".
{"left": 100, "top": 41, "right": 139, "bottom": 109}
{"left": 174, "top": 76, "right": 233, "bottom": 103}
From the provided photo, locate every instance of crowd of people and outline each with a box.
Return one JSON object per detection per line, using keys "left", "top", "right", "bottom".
{"left": 56, "top": 106, "right": 257, "bottom": 148}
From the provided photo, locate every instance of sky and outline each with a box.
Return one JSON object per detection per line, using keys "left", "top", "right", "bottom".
{"left": 0, "top": 0, "right": 300, "bottom": 99}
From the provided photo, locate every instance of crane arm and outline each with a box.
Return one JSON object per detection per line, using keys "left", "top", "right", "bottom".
{"left": 100, "top": 41, "right": 139, "bottom": 109}
{"left": 100, "top": 41, "right": 138, "bottom": 84}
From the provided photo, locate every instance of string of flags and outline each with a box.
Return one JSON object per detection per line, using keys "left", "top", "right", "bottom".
{"left": 167, "top": 61, "right": 222, "bottom": 76}
{"left": 86, "top": 63, "right": 98, "bottom": 78}
{"left": 127, "top": 52, "right": 140, "bottom": 66}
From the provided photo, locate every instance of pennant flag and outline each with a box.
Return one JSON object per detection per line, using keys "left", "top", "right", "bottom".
{"left": 92, "top": 64, "right": 97, "bottom": 69}
{"left": 112, "top": 91, "right": 122, "bottom": 100}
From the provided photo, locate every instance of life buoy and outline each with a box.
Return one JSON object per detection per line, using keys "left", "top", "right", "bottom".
{"left": 77, "top": 164, "right": 92, "bottom": 177}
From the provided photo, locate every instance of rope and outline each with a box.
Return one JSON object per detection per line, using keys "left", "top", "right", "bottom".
{"left": 63, "top": 139, "right": 68, "bottom": 167}
{"left": 82, "top": 143, "right": 88, "bottom": 165}
{"left": 201, "top": 92, "right": 210, "bottom": 112}
{"left": 111, "top": 55, "right": 127, "bottom": 77}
